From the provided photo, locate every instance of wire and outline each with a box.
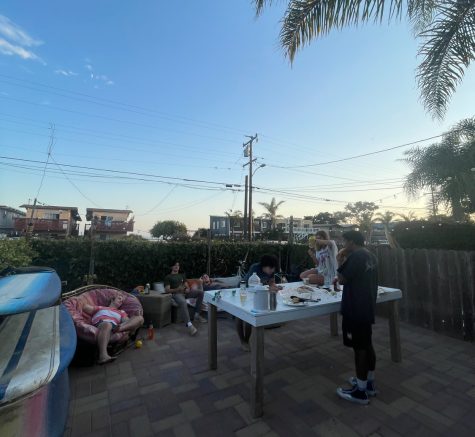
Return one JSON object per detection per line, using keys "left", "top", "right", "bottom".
{"left": 49, "top": 155, "right": 101, "bottom": 207}
{"left": 0, "top": 154, "right": 244, "bottom": 187}
{"left": 267, "top": 129, "right": 467, "bottom": 169}
{"left": 136, "top": 185, "right": 178, "bottom": 216}
{"left": 34, "top": 124, "right": 55, "bottom": 200}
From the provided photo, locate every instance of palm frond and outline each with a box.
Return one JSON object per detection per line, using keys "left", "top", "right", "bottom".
{"left": 408, "top": 0, "right": 439, "bottom": 34}
{"left": 280, "top": 0, "right": 403, "bottom": 61}
{"left": 416, "top": 0, "right": 475, "bottom": 119}
{"left": 255, "top": 0, "right": 279, "bottom": 16}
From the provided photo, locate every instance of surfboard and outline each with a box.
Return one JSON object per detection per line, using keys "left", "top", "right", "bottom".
{"left": 0, "top": 270, "right": 61, "bottom": 316}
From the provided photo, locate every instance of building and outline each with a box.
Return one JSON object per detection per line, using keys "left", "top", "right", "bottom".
{"left": 0, "top": 206, "right": 26, "bottom": 237}
{"left": 14, "top": 205, "right": 81, "bottom": 238}
{"left": 85, "top": 208, "right": 134, "bottom": 240}
{"left": 209, "top": 215, "right": 273, "bottom": 239}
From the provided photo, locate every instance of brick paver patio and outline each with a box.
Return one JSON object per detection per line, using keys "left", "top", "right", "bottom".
{"left": 65, "top": 315, "right": 475, "bottom": 437}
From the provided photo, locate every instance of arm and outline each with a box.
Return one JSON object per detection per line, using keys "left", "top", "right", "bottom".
{"left": 82, "top": 304, "right": 96, "bottom": 315}
{"left": 307, "top": 248, "right": 318, "bottom": 265}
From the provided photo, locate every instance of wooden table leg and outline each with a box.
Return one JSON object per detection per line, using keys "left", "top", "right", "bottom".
{"left": 250, "top": 326, "right": 264, "bottom": 418}
{"left": 208, "top": 304, "right": 217, "bottom": 370}
{"left": 330, "top": 312, "right": 339, "bottom": 336}
{"left": 388, "top": 300, "right": 402, "bottom": 363}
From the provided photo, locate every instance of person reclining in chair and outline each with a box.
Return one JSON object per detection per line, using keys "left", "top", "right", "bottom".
{"left": 83, "top": 293, "right": 143, "bottom": 364}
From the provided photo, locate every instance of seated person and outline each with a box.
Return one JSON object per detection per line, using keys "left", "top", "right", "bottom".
{"left": 237, "top": 254, "right": 282, "bottom": 351}
{"left": 82, "top": 293, "right": 143, "bottom": 364}
{"left": 300, "top": 230, "right": 338, "bottom": 286}
{"left": 164, "top": 261, "right": 206, "bottom": 336}
{"left": 200, "top": 274, "right": 225, "bottom": 291}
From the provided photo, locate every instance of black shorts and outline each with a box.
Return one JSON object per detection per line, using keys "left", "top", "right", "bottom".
{"left": 342, "top": 318, "right": 373, "bottom": 350}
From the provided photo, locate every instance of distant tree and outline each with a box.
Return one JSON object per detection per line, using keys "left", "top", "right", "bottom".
{"left": 345, "top": 202, "right": 379, "bottom": 242}
{"left": 192, "top": 228, "right": 209, "bottom": 240}
{"left": 259, "top": 197, "right": 285, "bottom": 229}
{"left": 403, "top": 118, "right": 475, "bottom": 221}
{"left": 150, "top": 220, "right": 188, "bottom": 240}
{"left": 333, "top": 210, "right": 351, "bottom": 223}
{"left": 313, "top": 212, "right": 334, "bottom": 224}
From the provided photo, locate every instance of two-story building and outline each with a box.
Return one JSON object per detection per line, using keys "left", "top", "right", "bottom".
{"left": 85, "top": 208, "right": 134, "bottom": 240}
{"left": 0, "top": 206, "right": 26, "bottom": 237}
{"left": 209, "top": 215, "right": 273, "bottom": 239}
{"left": 14, "top": 205, "right": 81, "bottom": 238}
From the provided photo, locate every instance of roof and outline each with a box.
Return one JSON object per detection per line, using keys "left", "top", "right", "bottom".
{"left": 19, "top": 204, "right": 79, "bottom": 211}
{"left": 0, "top": 206, "right": 26, "bottom": 216}
{"left": 18, "top": 205, "right": 82, "bottom": 221}
{"left": 86, "top": 208, "right": 132, "bottom": 214}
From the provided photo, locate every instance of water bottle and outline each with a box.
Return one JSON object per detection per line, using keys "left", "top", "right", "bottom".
{"left": 145, "top": 283, "right": 150, "bottom": 294}
{"left": 248, "top": 272, "right": 261, "bottom": 288}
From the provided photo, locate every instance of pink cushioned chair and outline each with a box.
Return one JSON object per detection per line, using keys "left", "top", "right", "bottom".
{"left": 63, "top": 285, "right": 143, "bottom": 345}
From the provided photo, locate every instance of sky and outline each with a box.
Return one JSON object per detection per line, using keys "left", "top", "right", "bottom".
{"left": 0, "top": 1, "right": 474, "bottom": 236}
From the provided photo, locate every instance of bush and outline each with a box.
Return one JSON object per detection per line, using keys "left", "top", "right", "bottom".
{"left": 392, "top": 221, "right": 475, "bottom": 250}
{"left": 29, "top": 240, "right": 312, "bottom": 291}
{"left": 0, "top": 238, "right": 37, "bottom": 270}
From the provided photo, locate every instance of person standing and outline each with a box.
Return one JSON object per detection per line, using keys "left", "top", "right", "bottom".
{"left": 335, "top": 231, "right": 378, "bottom": 405}
{"left": 164, "top": 262, "right": 206, "bottom": 336}
{"left": 300, "top": 230, "right": 338, "bottom": 286}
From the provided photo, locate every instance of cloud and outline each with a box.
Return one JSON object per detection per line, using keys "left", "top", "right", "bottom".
{"left": 84, "top": 63, "right": 114, "bottom": 86}
{"left": 0, "top": 15, "right": 44, "bottom": 63}
{"left": 55, "top": 69, "right": 78, "bottom": 77}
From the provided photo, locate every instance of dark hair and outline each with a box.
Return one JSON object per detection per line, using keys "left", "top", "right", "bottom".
{"left": 342, "top": 230, "right": 365, "bottom": 246}
{"left": 316, "top": 230, "right": 329, "bottom": 240}
{"left": 260, "top": 254, "right": 279, "bottom": 269}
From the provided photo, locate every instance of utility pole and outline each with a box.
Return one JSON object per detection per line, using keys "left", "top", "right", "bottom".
{"left": 27, "top": 124, "right": 55, "bottom": 239}
{"left": 243, "top": 134, "right": 258, "bottom": 242}
{"left": 430, "top": 185, "right": 438, "bottom": 217}
{"left": 243, "top": 175, "right": 248, "bottom": 239}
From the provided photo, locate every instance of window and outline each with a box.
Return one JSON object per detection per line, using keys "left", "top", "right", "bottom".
{"left": 220, "top": 220, "right": 225, "bottom": 228}
{"left": 43, "top": 212, "right": 60, "bottom": 220}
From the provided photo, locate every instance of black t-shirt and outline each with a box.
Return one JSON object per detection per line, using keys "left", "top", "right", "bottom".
{"left": 337, "top": 248, "right": 378, "bottom": 324}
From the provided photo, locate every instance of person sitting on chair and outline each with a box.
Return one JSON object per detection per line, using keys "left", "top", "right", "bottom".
{"left": 82, "top": 293, "right": 143, "bottom": 364}
{"left": 164, "top": 261, "right": 206, "bottom": 336}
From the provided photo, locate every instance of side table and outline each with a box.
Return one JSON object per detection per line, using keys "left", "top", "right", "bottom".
{"left": 137, "top": 290, "right": 171, "bottom": 328}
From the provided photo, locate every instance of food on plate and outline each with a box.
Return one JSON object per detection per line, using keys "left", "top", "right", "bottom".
{"left": 297, "top": 285, "right": 313, "bottom": 293}
{"left": 291, "top": 296, "right": 301, "bottom": 304}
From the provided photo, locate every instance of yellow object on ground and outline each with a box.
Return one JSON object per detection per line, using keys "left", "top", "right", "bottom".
{"left": 135, "top": 340, "right": 143, "bottom": 349}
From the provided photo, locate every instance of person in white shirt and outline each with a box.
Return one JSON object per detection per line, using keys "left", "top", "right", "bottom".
{"left": 300, "top": 230, "right": 338, "bottom": 286}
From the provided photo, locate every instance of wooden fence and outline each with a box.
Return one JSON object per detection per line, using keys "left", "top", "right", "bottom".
{"left": 371, "top": 246, "right": 475, "bottom": 342}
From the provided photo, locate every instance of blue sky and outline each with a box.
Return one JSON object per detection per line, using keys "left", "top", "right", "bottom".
{"left": 1, "top": 1, "right": 474, "bottom": 235}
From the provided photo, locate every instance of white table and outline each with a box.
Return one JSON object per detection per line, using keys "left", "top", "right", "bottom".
{"left": 204, "top": 282, "right": 402, "bottom": 418}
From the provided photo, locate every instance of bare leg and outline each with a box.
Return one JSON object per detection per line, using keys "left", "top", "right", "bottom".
{"left": 117, "top": 315, "right": 144, "bottom": 333}
{"left": 97, "top": 322, "right": 114, "bottom": 362}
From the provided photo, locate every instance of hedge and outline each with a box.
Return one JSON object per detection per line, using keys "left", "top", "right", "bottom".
{"left": 392, "top": 221, "right": 475, "bottom": 250}
{"left": 28, "top": 240, "right": 311, "bottom": 291}
{"left": 0, "top": 238, "right": 37, "bottom": 270}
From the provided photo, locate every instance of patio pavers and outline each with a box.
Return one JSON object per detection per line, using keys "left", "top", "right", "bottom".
{"left": 65, "top": 316, "right": 475, "bottom": 437}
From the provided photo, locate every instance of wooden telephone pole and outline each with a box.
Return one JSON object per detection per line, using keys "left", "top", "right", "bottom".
{"left": 243, "top": 134, "right": 258, "bottom": 241}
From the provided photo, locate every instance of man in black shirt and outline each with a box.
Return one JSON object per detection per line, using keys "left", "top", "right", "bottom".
{"left": 336, "top": 231, "right": 378, "bottom": 405}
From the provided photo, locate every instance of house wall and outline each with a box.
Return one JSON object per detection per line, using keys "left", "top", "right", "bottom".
{"left": 88, "top": 210, "right": 129, "bottom": 221}
{"left": 24, "top": 208, "right": 72, "bottom": 221}
{"left": 0, "top": 208, "right": 25, "bottom": 234}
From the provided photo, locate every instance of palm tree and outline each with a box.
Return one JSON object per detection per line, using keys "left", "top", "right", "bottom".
{"left": 259, "top": 197, "right": 285, "bottom": 229}
{"left": 397, "top": 211, "right": 418, "bottom": 222}
{"left": 254, "top": 0, "right": 475, "bottom": 119}
{"left": 403, "top": 118, "right": 475, "bottom": 221}
{"left": 374, "top": 211, "right": 398, "bottom": 248}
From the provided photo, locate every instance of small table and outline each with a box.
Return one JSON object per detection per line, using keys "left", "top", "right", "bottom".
{"left": 137, "top": 290, "right": 172, "bottom": 328}
{"left": 205, "top": 283, "right": 402, "bottom": 418}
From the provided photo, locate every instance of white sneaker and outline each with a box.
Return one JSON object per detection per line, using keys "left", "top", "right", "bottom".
{"left": 188, "top": 324, "right": 198, "bottom": 336}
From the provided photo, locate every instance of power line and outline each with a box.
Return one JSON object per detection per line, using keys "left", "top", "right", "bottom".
{"left": 266, "top": 130, "right": 466, "bottom": 169}
{"left": 0, "top": 154, "right": 244, "bottom": 188}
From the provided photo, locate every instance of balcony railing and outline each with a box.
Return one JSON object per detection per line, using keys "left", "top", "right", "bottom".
{"left": 14, "top": 218, "right": 72, "bottom": 233}
{"left": 89, "top": 221, "right": 134, "bottom": 233}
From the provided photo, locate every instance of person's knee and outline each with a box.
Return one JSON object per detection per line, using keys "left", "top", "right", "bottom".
{"left": 99, "top": 322, "right": 112, "bottom": 332}
{"left": 299, "top": 271, "right": 305, "bottom": 279}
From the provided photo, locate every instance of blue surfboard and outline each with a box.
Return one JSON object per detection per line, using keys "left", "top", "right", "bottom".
{"left": 0, "top": 269, "right": 61, "bottom": 316}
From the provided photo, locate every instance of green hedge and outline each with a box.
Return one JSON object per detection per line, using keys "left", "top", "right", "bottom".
{"left": 0, "top": 238, "right": 37, "bottom": 270}
{"left": 29, "top": 240, "right": 311, "bottom": 291}
{"left": 392, "top": 221, "right": 475, "bottom": 250}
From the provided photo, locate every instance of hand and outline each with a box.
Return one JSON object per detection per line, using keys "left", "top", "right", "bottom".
{"left": 269, "top": 284, "right": 282, "bottom": 292}
{"left": 337, "top": 249, "right": 348, "bottom": 263}
{"left": 307, "top": 248, "right": 315, "bottom": 257}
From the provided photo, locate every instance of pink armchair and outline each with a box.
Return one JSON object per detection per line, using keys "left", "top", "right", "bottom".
{"left": 63, "top": 285, "right": 143, "bottom": 345}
